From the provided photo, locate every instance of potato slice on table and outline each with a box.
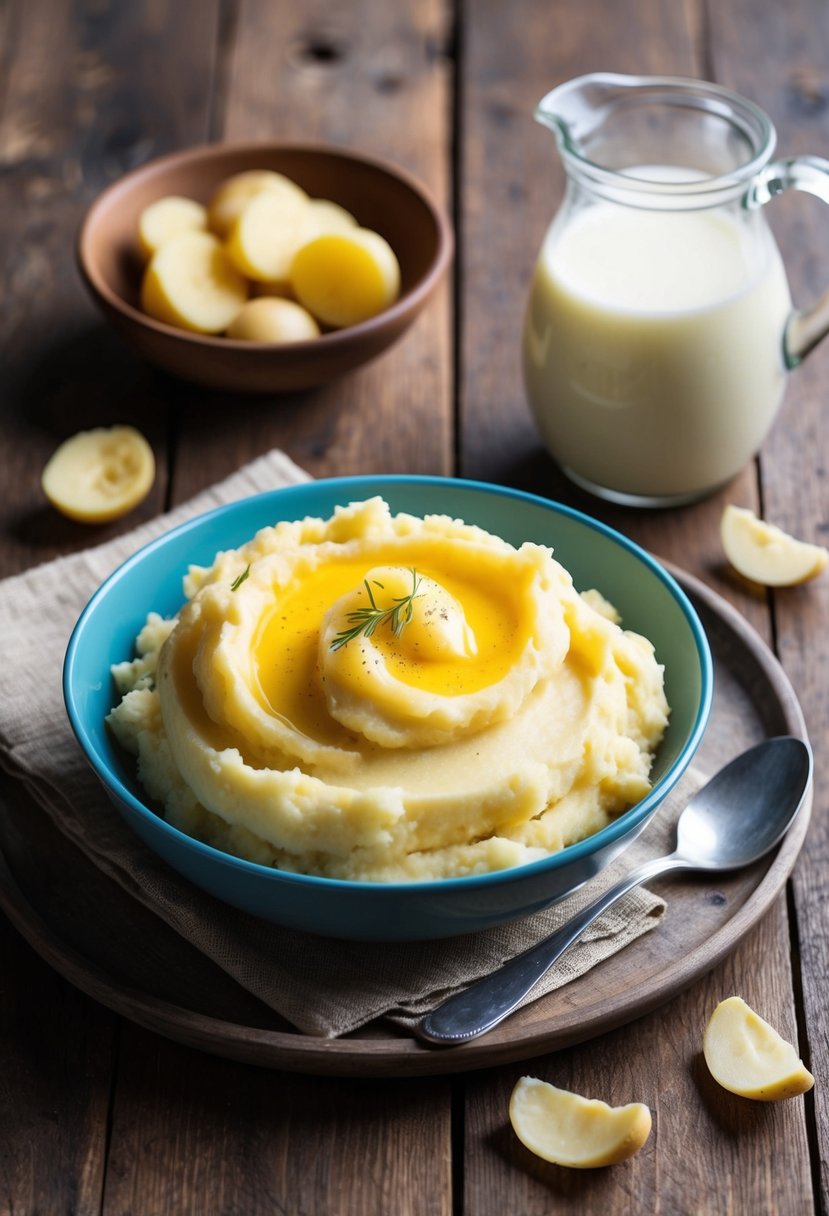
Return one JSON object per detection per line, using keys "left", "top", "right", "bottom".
{"left": 721, "top": 504, "right": 828, "bottom": 586}
{"left": 141, "top": 231, "right": 248, "bottom": 334}
{"left": 226, "top": 189, "right": 315, "bottom": 283}
{"left": 42, "top": 426, "right": 155, "bottom": 523}
{"left": 226, "top": 297, "right": 320, "bottom": 343}
{"left": 703, "top": 996, "right": 815, "bottom": 1101}
{"left": 509, "top": 1076, "right": 652, "bottom": 1168}
{"left": 207, "top": 169, "right": 308, "bottom": 238}
{"left": 137, "top": 195, "right": 207, "bottom": 259}
{"left": 291, "top": 228, "right": 401, "bottom": 328}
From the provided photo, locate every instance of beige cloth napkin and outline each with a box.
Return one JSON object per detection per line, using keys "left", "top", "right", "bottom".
{"left": 0, "top": 450, "right": 670, "bottom": 1038}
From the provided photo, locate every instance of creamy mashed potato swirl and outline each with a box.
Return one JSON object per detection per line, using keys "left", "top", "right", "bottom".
{"left": 107, "top": 497, "right": 669, "bottom": 881}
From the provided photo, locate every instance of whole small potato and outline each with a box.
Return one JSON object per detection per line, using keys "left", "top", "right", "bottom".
{"left": 226, "top": 297, "right": 320, "bottom": 343}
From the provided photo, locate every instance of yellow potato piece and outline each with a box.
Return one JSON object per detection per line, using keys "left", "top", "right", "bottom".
{"left": 141, "top": 231, "right": 248, "bottom": 334}
{"left": 137, "top": 195, "right": 207, "bottom": 259}
{"left": 509, "top": 1076, "right": 652, "bottom": 1168}
{"left": 307, "top": 197, "right": 358, "bottom": 236}
{"left": 721, "top": 504, "right": 828, "bottom": 586}
{"left": 226, "top": 297, "right": 320, "bottom": 343}
{"left": 42, "top": 426, "right": 155, "bottom": 524}
{"left": 226, "top": 189, "right": 315, "bottom": 283}
{"left": 291, "top": 228, "right": 401, "bottom": 328}
{"left": 703, "top": 996, "right": 815, "bottom": 1101}
{"left": 247, "top": 200, "right": 355, "bottom": 297}
{"left": 207, "top": 170, "right": 308, "bottom": 238}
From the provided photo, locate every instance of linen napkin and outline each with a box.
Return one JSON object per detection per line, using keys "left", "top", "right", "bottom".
{"left": 0, "top": 450, "right": 669, "bottom": 1038}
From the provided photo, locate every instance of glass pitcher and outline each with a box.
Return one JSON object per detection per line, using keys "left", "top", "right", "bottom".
{"left": 522, "top": 73, "right": 829, "bottom": 506}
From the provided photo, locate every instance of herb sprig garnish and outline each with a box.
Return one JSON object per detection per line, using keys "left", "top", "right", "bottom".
{"left": 230, "top": 564, "right": 251, "bottom": 592}
{"left": 329, "top": 568, "right": 423, "bottom": 651}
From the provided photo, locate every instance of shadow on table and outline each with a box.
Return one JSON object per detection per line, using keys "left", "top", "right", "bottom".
{"left": 12, "top": 324, "right": 163, "bottom": 434}
{"left": 486, "top": 1117, "right": 627, "bottom": 1199}
{"left": 6, "top": 322, "right": 331, "bottom": 561}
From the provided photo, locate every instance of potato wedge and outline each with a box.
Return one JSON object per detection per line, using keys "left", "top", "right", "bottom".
{"left": 721, "top": 504, "right": 828, "bottom": 586}
{"left": 703, "top": 996, "right": 815, "bottom": 1100}
{"left": 509, "top": 1076, "right": 652, "bottom": 1168}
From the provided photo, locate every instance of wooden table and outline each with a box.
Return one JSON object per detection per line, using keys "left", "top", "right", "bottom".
{"left": 2, "top": 2, "right": 827, "bottom": 1212}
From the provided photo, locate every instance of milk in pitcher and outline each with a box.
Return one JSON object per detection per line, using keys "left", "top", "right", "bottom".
{"left": 523, "top": 185, "right": 792, "bottom": 502}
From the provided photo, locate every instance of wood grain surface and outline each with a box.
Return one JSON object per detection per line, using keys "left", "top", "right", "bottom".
{"left": 1, "top": 0, "right": 827, "bottom": 1213}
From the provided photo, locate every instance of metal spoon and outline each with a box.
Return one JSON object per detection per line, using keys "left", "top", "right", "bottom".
{"left": 418, "top": 736, "right": 812, "bottom": 1046}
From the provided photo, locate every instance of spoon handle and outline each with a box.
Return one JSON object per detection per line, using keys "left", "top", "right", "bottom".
{"left": 418, "top": 854, "right": 685, "bottom": 1045}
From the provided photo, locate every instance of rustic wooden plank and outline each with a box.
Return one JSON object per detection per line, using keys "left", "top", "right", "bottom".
{"left": 457, "top": 0, "right": 768, "bottom": 639}
{"left": 0, "top": 4, "right": 219, "bottom": 1215}
{"left": 708, "top": 0, "right": 829, "bottom": 1204}
{"left": 0, "top": 894, "right": 114, "bottom": 1216}
{"left": 101, "top": 1026, "right": 452, "bottom": 1216}
{"left": 458, "top": 0, "right": 694, "bottom": 489}
{"left": 167, "top": 0, "right": 454, "bottom": 500}
{"left": 464, "top": 911, "right": 813, "bottom": 1216}
{"left": 0, "top": 0, "right": 221, "bottom": 578}
{"left": 458, "top": 0, "right": 813, "bottom": 1211}
{"left": 2, "top": 5, "right": 824, "bottom": 1216}
{"left": 93, "top": 6, "right": 456, "bottom": 1216}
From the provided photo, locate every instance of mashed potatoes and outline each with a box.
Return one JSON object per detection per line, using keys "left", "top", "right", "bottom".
{"left": 107, "top": 498, "right": 669, "bottom": 881}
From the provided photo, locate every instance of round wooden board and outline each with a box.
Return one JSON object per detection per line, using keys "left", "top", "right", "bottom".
{"left": 0, "top": 569, "right": 811, "bottom": 1076}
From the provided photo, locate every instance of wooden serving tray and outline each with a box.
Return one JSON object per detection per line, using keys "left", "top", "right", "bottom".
{"left": 0, "top": 571, "right": 810, "bottom": 1077}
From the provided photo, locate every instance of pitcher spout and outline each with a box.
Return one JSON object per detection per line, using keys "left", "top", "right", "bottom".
{"left": 534, "top": 72, "right": 775, "bottom": 199}
{"left": 534, "top": 72, "right": 641, "bottom": 158}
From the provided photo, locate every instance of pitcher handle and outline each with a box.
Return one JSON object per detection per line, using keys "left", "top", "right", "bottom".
{"left": 747, "top": 155, "right": 829, "bottom": 367}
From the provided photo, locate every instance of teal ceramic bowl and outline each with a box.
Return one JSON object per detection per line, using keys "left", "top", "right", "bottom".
{"left": 64, "top": 476, "right": 713, "bottom": 941}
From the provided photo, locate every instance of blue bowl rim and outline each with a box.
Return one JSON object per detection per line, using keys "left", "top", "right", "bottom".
{"left": 63, "top": 474, "right": 714, "bottom": 897}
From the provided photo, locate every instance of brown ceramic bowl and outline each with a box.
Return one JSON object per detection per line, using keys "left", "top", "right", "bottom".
{"left": 77, "top": 142, "right": 452, "bottom": 392}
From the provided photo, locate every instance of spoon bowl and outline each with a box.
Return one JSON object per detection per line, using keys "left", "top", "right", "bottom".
{"left": 419, "top": 736, "right": 812, "bottom": 1044}
{"left": 674, "top": 736, "right": 812, "bottom": 869}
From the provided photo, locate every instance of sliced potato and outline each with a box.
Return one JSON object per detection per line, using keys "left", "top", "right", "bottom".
{"left": 207, "top": 169, "right": 308, "bottom": 238}
{"left": 291, "top": 228, "right": 401, "bottom": 328}
{"left": 703, "top": 996, "right": 815, "bottom": 1101}
{"left": 226, "top": 297, "right": 320, "bottom": 343}
{"left": 307, "top": 197, "right": 358, "bottom": 236}
{"left": 721, "top": 504, "right": 828, "bottom": 586}
{"left": 225, "top": 189, "right": 315, "bottom": 283}
{"left": 509, "top": 1076, "right": 652, "bottom": 1168}
{"left": 140, "top": 231, "right": 248, "bottom": 334}
{"left": 136, "top": 172, "right": 402, "bottom": 342}
{"left": 42, "top": 426, "right": 155, "bottom": 523}
{"left": 137, "top": 195, "right": 207, "bottom": 259}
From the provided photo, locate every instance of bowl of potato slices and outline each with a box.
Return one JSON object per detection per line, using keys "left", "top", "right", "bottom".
{"left": 77, "top": 142, "right": 452, "bottom": 392}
